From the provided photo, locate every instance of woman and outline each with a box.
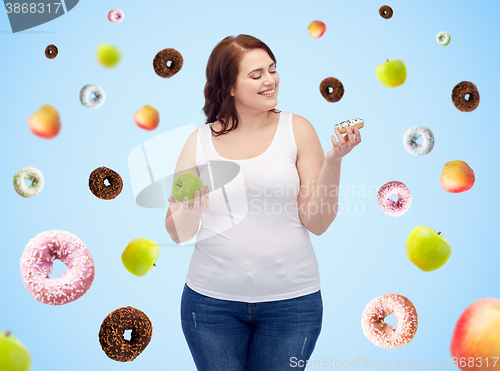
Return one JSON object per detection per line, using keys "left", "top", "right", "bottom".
{"left": 165, "top": 34, "right": 361, "bottom": 371}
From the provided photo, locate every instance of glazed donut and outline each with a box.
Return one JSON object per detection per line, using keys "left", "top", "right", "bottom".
{"left": 335, "top": 118, "right": 364, "bottom": 134}
{"left": 452, "top": 81, "right": 480, "bottom": 112}
{"left": 13, "top": 167, "right": 44, "bottom": 198}
{"left": 89, "top": 166, "right": 123, "bottom": 200}
{"left": 20, "top": 230, "right": 95, "bottom": 306}
{"left": 79, "top": 84, "right": 106, "bottom": 110}
{"left": 361, "top": 294, "right": 418, "bottom": 349}
{"left": 45, "top": 44, "right": 58, "bottom": 59}
{"left": 403, "top": 125, "right": 434, "bottom": 156}
{"left": 377, "top": 181, "right": 411, "bottom": 217}
{"left": 379, "top": 5, "right": 393, "bottom": 19}
{"left": 153, "top": 48, "right": 184, "bottom": 78}
{"left": 319, "top": 77, "right": 344, "bottom": 103}
{"left": 436, "top": 31, "right": 451, "bottom": 46}
{"left": 98, "top": 306, "right": 153, "bottom": 362}
{"left": 108, "top": 9, "right": 124, "bottom": 23}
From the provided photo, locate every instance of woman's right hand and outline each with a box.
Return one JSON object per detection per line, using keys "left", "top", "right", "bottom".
{"left": 168, "top": 185, "right": 210, "bottom": 216}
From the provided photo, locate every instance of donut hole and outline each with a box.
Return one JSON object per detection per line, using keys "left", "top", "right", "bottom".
{"left": 328, "top": 87, "right": 333, "bottom": 94}
{"left": 415, "top": 136, "right": 423, "bottom": 145}
{"left": 383, "top": 10, "right": 387, "bottom": 15}
{"left": 124, "top": 329, "right": 132, "bottom": 341}
{"left": 384, "top": 314, "right": 397, "bottom": 328}
{"left": 167, "top": 60, "right": 172, "bottom": 68}
{"left": 464, "top": 93, "right": 470, "bottom": 101}
{"left": 23, "top": 178, "right": 33, "bottom": 187}
{"left": 389, "top": 194, "right": 399, "bottom": 202}
{"left": 50, "top": 259, "right": 67, "bottom": 278}
{"left": 104, "top": 179, "right": 111, "bottom": 186}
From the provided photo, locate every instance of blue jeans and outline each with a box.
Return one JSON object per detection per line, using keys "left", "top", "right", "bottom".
{"left": 180, "top": 283, "right": 323, "bottom": 371}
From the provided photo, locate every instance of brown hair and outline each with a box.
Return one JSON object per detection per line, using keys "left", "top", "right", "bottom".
{"left": 202, "top": 34, "right": 280, "bottom": 137}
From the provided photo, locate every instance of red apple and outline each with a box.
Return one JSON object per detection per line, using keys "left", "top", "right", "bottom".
{"left": 27, "top": 105, "right": 61, "bottom": 139}
{"left": 307, "top": 21, "right": 326, "bottom": 39}
{"left": 450, "top": 298, "right": 500, "bottom": 370}
{"left": 134, "top": 105, "right": 160, "bottom": 131}
{"left": 440, "top": 160, "right": 475, "bottom": 193}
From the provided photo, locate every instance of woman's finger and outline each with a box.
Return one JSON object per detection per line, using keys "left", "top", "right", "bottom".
{"left": 193, "top": 190, "right": 200, "bottom": 212}
{"left": 205, "top": 185, "right": 210, "bottom": 209}
{"left": 354, "top": 126, "right": 361, "bottom": 143}
{"left": 345, "top": 126, "right": 355, "bottom": 143}
{"left": 334, "top": 128, "right": 343, "bottom": 146}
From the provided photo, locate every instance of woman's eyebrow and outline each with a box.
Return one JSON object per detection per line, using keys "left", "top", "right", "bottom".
{"left": 247, "top": 62, "right": 276, "bottom": 75}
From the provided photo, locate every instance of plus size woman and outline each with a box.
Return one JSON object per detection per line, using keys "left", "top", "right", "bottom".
{"left": 165, "top": 34, "right": 361, "bottom": 371}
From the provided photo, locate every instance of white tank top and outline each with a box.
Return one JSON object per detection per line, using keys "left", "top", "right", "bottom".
{"left": 186, "top": 111, "right": 321, "bottom": 303}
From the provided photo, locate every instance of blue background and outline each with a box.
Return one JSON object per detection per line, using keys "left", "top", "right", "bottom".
{"left": 1, "top": 0, "right": 499, "bottom": 369}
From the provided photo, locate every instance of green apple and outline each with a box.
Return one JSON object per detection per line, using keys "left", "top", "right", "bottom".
{"left": 171, "top": 173, "right": 205, "bottom": 206}
{"left": 121, "top": 238, "right": 159, "bottom": 277}
{"left": 96, "top": 43, "right": 121, "bottom": 68}
{"left": 405, "top": 226, "right": 451, "bottom": 271}
{"left": 376, "top": 59, "right": 407, "bottom": 88}
{"left": 0, "top": 331, "right": 31, "bottom": 371}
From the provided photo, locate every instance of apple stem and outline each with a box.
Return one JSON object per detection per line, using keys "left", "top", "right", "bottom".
{"left": 437, "top": 231, "right": 441, "bottom": 235}
{"left": 153, "top": 263, "right": 156, "bottom": 267}
{"left": 176, "top": 183, "right": 182, "bottom": 188}
{"left": 386, "top": 59, "right": 389, "bottom": 62}
{"left": 6, "top": 330, "right": 11, "bottom": 337}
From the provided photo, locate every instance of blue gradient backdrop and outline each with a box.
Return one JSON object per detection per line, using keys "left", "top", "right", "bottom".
{"left": 1, "top": 0, "right": 499, "bottom": 369}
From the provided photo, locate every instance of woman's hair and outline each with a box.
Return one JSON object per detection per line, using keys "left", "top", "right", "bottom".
{"left": 202, "top": 34, "right": 280, "bottom": 137}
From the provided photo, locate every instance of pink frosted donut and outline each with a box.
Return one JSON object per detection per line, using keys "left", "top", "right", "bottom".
{"left": 377, "top": 181, "right": 411, "bottom": 217}
{"left": 361, "top": 294, "right": 418, "bottom": 349}
{"left": 108, "top": 9, "right": 124, "bottom": 23}
{"left": 20, "top": 230, "right": 95, "bottom": 306}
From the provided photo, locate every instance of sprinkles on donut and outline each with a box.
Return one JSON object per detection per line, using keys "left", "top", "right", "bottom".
{"left": 89, "top": 166, "right": 123, "bottom": 200}
{"left": 452, "top": 81, "right": 480, "bottom": 112}
{"left": 319, "top": 77, "right": 344, "bottom": 103}
{"left": 377, "top": 181, "right": 411, "bottom": 217}
{"left": 20, "top": 230, "right": 95, "bottom": 306}
{"left": 403, "top": 125, "right": 434, "bottom": 156}
{"left": 98, "top": 306, "right": 153, "bottom": 362}
{"left": 361, "top": 294, "right": 418, "bottom": 349}
{"left": 13, "top": 167, "right": 44, "bottom": 198}
{"left": 153, "top": 48, "right": 184, "bottom": 78}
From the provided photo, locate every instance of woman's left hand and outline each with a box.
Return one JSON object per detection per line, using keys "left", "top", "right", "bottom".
{"left": 325, "top": 126, "right": 361, "bottom": 167}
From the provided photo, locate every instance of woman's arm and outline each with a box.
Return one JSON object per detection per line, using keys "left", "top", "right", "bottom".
{"left": 295, "top": 116, "right": 361, "bottom": 235}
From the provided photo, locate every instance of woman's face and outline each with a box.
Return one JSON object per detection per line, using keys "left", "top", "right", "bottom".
{"left": 230, "top": 48, "right": 279, "bottom": 113}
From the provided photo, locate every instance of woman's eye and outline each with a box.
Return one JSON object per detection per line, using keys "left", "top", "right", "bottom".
{"left": 252, "top": 71, "right": 277, "bottom": 80}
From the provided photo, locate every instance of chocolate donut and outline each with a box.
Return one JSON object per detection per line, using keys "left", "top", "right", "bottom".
{"left": 319, "top": 77, "right": 344, "bottom": 103}
{"left": 379, "top": 5, "right": 393, "bottom": 19}
{"left": 45, "top": 44, "right": 58, "bottom": 59}
{"left": 452, "top": 81, "right": 480, "bottom": 112}
{"left": 153, "top": 48, "right": 183, "bottom": 78}
{"left": 98, "top": 306, "right": 153, "bottom": 362}
{"left": 88, "top": 166, "right": 123, "bottom": 200}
